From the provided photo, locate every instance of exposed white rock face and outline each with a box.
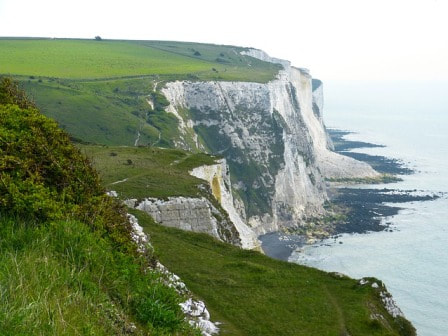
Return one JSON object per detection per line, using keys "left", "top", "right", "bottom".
{"left": 190, "top": 159, "right": 260, "bottom": 250}
{"left": 379, "top": 291, "right": 404, "bottom": 318}
{"left": 156, "top": 261, "right": 220, "bottom": 335}
{"left": 161, "top": 49, "right": 378, "bottom": 234}
{"left": 134, "top": 196, "right": 241, "bottom": 246}
{"left": 358, "top": 278, "right": 404, "bottom": 318}
{"left": 180, "top": 298, "right": 220, "bottom": 336}
{"left": 106, "top": 190, "right": 118, "bottom": 197}
{"left": 127, "top": 214, "right": 150, "bottom": 253}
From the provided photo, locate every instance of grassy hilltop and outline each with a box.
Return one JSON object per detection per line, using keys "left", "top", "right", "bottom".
{"left": 0, "top": 38, "right": 279, "bottom": 81}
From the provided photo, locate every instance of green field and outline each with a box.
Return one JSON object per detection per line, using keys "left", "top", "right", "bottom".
{"left": 136, "top": 210, "right": 413, "bottom": 336}
{"left": 0, "top": 38, "right": 280, "bottom": 82}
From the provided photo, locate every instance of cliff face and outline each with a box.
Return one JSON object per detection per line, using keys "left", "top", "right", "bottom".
{"left": 161, "top": 49, "right": 378, "bottom": 236}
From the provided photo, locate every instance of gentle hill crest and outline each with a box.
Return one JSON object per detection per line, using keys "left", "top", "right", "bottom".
{"left": 0, "top": 38, "right": 280, "bottom": 82}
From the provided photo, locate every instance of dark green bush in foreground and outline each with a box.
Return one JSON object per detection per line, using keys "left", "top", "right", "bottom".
{"left": 0, "top": 77, "right": 131, "bottom": 249}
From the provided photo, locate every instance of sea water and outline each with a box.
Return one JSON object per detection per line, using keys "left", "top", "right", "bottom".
{"left": 289, "top": 81, "right": 448, "bottom": 335}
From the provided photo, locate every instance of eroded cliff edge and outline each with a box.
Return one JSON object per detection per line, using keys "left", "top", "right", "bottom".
{"left": 159, "top": 49, "right": 378, "bottom": 239}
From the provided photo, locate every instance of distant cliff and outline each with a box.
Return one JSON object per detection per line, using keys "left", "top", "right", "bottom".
{"left": 160, "top": 49, "right": 378, "bottom": 236}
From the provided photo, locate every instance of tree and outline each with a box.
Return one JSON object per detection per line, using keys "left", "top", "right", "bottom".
{"left": 95, "top": 36, "right": 102, "bottom": 41}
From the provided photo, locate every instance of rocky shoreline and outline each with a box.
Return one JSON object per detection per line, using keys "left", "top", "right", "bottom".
{"left": 260, "top": 129, "right": 440, "bottom": 260}
{"left": 328, "top": 129, "right": 415, "bottom": 175}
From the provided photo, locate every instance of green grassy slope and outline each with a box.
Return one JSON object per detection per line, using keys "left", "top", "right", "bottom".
{"left": 0, "top": 38, "right": 280, "bottom": 82}
{"left": 136, "top": 210, "right": 414, "bottom": 336}
{"left": 0, "top": 78, "right": 415, "bottom": 335}
{"left": 20, "top": 77, "right": 160, "bottom": 146}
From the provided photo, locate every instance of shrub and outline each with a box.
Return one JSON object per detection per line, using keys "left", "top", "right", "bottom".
{"left": 0, "top": 77, "right": 132, "bottom": 251}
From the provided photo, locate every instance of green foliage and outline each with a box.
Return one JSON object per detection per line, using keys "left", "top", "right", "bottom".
{"left": 146, "top": 90, "right": 180, "bottom": 147}
{"left": 0, "top": 87, "right": 132, "bottom": 251}
{"left": 137, "top": 210, "right": 414, "bottom": 336}
{"left": 149, "top": 91, "right": 170, "bottom": 111}
{"left": 20, "top": 77, "right": 161, "bottom": 146}
{"left": 0, "top": 77, "right": 36, "bottom": 109}
{"left": 0, "top": 102, "right": 96, "bottom": 219}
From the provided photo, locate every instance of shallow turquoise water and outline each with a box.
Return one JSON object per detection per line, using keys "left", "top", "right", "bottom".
{"left": 290, "top": 81, "right": 448, "bottom": 336}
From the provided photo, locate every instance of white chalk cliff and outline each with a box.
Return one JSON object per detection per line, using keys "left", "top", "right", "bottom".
{"left": 159, "top": 48, "right": 378, "bottom": 239}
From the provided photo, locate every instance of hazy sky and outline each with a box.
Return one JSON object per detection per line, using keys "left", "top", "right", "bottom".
{"left": 1, "top": 0, "right": 447, "bottom": 81}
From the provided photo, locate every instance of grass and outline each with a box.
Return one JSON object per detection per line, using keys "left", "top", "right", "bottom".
{"left": 0, "top": 38, "right": 280, "bottom": 82}
{"left": 135, "top": 210, "right": 414, "bottom": 336}
{"left": 0, "top": 216, "right": 199, "bottom": 336}
{"left": 19, "top": 77, "right": 163, "bottom": 146}
{"left": 80, "top": 145, "right": 219, "bottom": 200}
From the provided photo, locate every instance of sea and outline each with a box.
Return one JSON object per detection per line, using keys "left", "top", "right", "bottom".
{"left": 289, "top": 80, "right": 448, "bottom": 336}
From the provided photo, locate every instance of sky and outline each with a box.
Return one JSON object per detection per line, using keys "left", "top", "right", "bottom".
{"left": 1, "top": 0, "right": 447, "bottom": 81}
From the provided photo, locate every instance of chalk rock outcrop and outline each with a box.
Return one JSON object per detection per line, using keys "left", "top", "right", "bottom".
{"left": 134, "top": 196, "right": 241, "bottom": 247}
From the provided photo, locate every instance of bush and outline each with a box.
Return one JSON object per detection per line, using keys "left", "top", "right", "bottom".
{"left": 0, "top": 77, "right": 132, "bottom": 251}
{"left": 0, "top": 77, "right": 35, "bottom": 109}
